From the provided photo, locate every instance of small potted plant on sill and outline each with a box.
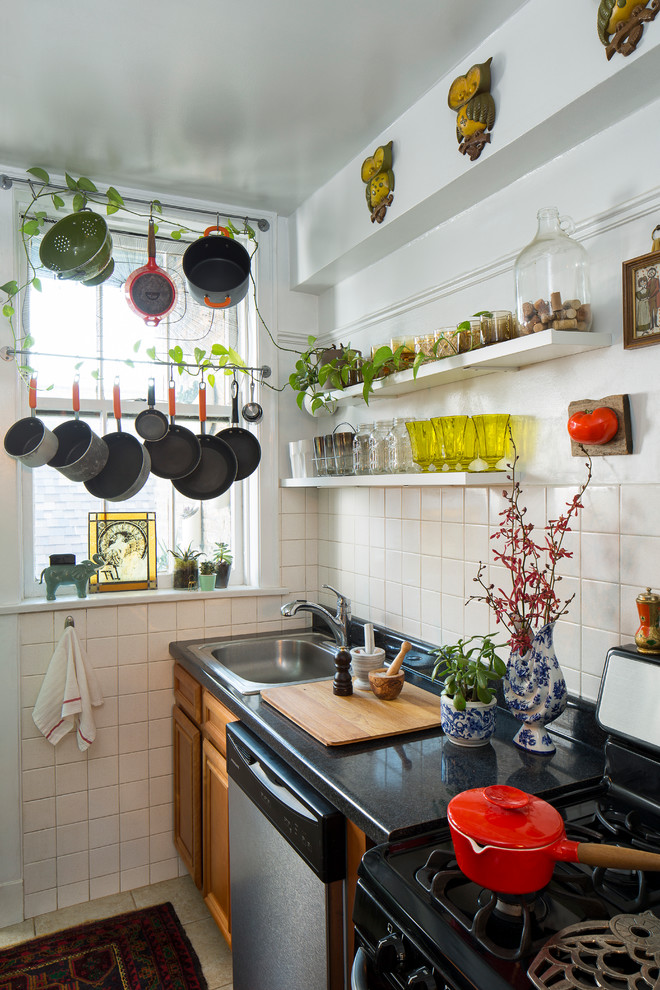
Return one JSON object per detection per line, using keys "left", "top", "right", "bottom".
{"left": 168, "top": 544, "right": 203, "bottom": 591}
{"left": 199, "top": 559, "right": 217, "bottom": 592}
{"left": 431, "top": 634, "right": 506, "bottom": 748}
{"left": 213, "top": 542, "right": 233, "bottom": 589}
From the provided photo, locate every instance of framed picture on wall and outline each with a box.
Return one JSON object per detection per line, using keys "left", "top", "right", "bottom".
{"left": 622, "top": 248, "right": 660, "bottom": 349}
{"left": 88, "top": 511, "right": 157, "bottom": 592}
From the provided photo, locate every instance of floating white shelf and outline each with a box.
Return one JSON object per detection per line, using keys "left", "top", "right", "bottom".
{"left": 324, "top": 329, "right": 612, "bottom": 405}
{"left": 281, "top": 471, "right": 505, "bottom": 488}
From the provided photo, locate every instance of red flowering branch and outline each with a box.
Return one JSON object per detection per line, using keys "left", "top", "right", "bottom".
{"left": 468, "top": 429, "right": 592, "bottom": 654}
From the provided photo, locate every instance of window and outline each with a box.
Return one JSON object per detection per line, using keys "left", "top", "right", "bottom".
{"left": 19, "top": 217, "right": 261, "bottom": 595}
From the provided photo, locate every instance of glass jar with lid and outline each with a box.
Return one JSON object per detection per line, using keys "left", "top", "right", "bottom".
{"left": 514, "top": 207, "right": 592, "bottom": 336}
{"left": 385, "top": 418, "right": 414, "bottom": 474}
{"left": 352, "top": 422, "right": 373, "bottom": 475}
{"left": 368, "top": 419, "right": 393, "bottom": 474}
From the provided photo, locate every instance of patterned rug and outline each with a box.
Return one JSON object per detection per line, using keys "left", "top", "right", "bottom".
{"left": 0, "top": 902, "right": 208, "bottom": 990}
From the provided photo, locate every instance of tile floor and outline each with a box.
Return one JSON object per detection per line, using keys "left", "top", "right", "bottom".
{"left": 0, "top": 876, "right": 232, "bottom": 990}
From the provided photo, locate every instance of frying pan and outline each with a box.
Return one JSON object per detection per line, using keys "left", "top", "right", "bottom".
{"left": 172, "top": 383, "right": 237, "bottom": 501}
{"left": 84, "top": 380, "right": 151, "bottom": 501}
{"left": 4, "top": 376, "right": 59, "bottom": 467}
{"left": 135, "top": 378, "right": 169, "bottom": 442}
{"left": 47, "top": 378, "right": 109, "bottom": 482}
{"left": 125, "top": 218, "right": 176, "bottom": 326}
{"left": 217, "top": 378, "right": 261, "bottom": 480}
{"left": 182, "top": 225, "right": 251, "bottom": 309}
{"left": 447, "top": 785, "right": 660, "bottom": 895}
{"left": 144, "top": 381, "right": 202, "bottom": 480}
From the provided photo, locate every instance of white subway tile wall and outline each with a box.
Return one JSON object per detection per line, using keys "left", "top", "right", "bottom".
{"left": 19, "top": 487, "right": 320, "bottom": 916}
{"left": 316, "top": 483, "right": 646, "bottom": 705}
{"left": 19, "top": 481, "right": 651, "bottom": 913}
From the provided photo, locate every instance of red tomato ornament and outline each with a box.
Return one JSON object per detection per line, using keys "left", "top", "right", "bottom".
{"left": 567, "top": 407, "right": 618, "bottom": 445}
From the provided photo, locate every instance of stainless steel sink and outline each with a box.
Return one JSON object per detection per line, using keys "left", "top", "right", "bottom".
{"left": 188, "top": 631, "right": 337, "bottom": 695}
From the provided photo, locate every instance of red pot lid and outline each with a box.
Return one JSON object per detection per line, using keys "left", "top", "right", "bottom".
{"left": 447, "top": 785, "right": 565, "bottom": 849}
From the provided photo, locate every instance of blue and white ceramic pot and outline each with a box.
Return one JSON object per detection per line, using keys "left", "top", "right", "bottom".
{"left": 440, "top": 695, "right": 497, "bottom": 747}
{"left": 504, "top": 621, "right": 567, "bottom": 755}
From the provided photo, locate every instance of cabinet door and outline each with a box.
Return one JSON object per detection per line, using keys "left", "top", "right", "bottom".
{"left": 173, "top": 704, "right": 202, "bottom": 889}
{"left": 203, "top": 736, "right": 231, "bottom": 947}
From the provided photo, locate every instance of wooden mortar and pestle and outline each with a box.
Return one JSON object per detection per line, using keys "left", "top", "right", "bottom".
{"left": 369, "top": 641, "right": 411, "bottom": 700}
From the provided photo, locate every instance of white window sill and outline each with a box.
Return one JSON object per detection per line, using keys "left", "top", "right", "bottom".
{"left": 0, "top": 586, "right": 289, "bottom": 616}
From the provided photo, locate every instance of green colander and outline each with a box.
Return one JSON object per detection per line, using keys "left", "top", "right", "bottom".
{"left": 39, "top": 210, "right": 113, "bottom": 281}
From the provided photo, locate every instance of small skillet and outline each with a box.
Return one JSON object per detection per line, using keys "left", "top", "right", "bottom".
{"left": 217, "top": 378, "right": 261, "bottom": 480}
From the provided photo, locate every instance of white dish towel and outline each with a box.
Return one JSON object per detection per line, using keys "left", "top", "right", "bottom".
{"left": 33, "top": 625, "right": 104, "bottom": 751}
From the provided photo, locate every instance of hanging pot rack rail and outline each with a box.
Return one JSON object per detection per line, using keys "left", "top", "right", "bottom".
{"left": 0, "top": 173, "right": 270, "bottom": 232}
{"left": 0, "top": 345, "right": 271, "bottom": 378}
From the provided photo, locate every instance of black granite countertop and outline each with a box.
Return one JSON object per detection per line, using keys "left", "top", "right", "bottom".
{"left": 170, "top": 623, "right": 606, "bottom": 845}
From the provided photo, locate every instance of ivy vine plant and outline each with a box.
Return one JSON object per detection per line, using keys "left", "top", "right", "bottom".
{"left": 0, "top": 166, "right": 258, "bottom": 387}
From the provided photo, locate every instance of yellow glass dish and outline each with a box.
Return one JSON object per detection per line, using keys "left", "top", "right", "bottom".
{"left": 471, "top": 414, "right": 510, "bottom": 470}
{"left": 405, "top": 420, "right": 439, "bottom": 472}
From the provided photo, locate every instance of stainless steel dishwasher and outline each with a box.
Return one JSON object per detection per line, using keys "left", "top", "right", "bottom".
{"left": 226, "top": 722, "right": 346, "bottom": 990}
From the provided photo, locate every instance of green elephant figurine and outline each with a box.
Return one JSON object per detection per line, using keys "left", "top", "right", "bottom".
{"left": 39, "top": 553, "right": 105, "bottom": 601}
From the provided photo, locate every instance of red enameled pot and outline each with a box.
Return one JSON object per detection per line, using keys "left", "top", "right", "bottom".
{"left": 447, "top": 785, "right": 660, "bottom": 895}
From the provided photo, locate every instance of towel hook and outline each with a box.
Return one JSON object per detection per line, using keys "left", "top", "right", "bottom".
{"left": 64, "top": 615, "right": 75, "bottom": 628}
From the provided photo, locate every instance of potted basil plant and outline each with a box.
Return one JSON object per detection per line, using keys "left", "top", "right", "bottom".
{"left": 213, "top": 543, "right": 233, "bottom": 589}
{"left": 431, "top": 634, "right": 506, "bottom": 748}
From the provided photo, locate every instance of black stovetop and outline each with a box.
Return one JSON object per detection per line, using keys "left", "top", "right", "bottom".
{"left": 354, "top": 744, "right": 660, "bottom": 990}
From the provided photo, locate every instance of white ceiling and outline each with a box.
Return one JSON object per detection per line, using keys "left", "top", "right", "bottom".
{"left": 1, "top": 0, "right": 528, "bottom": 217}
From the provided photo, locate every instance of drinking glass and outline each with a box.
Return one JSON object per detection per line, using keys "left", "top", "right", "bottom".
{"left": 405, "top": 420, "right": 440, "bottom": 472}
{"left": 471, "top": 414, "right": 510, "bottom": 471}
{"left": 431, "top": 416, "right": 470, "bottom": 471}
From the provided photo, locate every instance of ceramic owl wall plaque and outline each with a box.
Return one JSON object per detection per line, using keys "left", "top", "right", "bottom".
{"left": 597, "top": 0, "right": 659, "bottom": 59}
{"left": 447, "top": 57, "right": 495, "bottom": 162}
{"left": 361, "top": 140, "right": 394, "bottom": 223}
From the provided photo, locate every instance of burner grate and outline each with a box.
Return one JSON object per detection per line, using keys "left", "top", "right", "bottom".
{"left": 528, "top": 910, "right": 660, "bottom": 990}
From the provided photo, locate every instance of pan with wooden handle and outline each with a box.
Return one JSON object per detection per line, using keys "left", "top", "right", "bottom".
{"left": 447, "top": 785, "right": 660, "bottom": 895}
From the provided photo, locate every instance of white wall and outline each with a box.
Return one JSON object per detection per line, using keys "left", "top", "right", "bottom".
{"left": 282, "top": 2, "right": 660, "bottom": 700}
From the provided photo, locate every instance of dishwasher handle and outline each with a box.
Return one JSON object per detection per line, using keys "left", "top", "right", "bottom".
{"left": 238, "top": 743, "right": 315, "bottom": 821}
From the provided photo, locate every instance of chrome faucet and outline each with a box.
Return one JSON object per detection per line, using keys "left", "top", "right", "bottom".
{"left": 281, "top": 584, "right": 351, "bottom": 648}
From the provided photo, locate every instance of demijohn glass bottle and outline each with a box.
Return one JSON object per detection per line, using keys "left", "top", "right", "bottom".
{"left": 514, "top": 207, "right": 592, "bottom": 336}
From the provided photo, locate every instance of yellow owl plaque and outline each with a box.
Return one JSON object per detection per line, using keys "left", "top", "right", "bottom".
{"left": 447, "top": 57, "right": 495, "bottom": 163}
{"left": 360, "top": 140, "right": 394, "bottom": 223}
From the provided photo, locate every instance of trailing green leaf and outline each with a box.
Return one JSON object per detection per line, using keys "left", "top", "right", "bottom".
{"left": 31, "top": 277, "right": 42, "bottom": 292}
{"left": 72, "top": 193, "right": 86, "bottom": 212}
{"left": 52, "top": 194, "right": 65, "bottom": 210}
{"left": 77, "top": 176, "right": 98, "bottom": 192}
{"left": 65, "top": 172, "right": 78, "bottom": 190}
{"left": 20, "top": 220, "right": 40, "bottom": 237}
{"left": 194, "top": 347, "right": 206, "bottom": 365}
{"left": 27, "top": 166, "right": 50, "bottom": 183}
{"left": 106, "top": 203, "right": 119, "bottom": 215}
{"left": 146, "top": 346, "right": 156, "bottom": 361}
{"left": 1, "top": 281, "right": 18, "bottom": 296}
{"left": 106, "top": 186, "right": 124, "bottom": 206}
{"left": 3, "top": 304, "right": 15, "bottom": 318}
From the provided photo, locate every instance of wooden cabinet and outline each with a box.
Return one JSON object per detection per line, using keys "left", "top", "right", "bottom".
{"left": 202, "top": 736, "right": 232, "bottom": 944}
{"left": 173, "top": 661, "right": 371, "bottom": 961}
{"left": 173, "top": 665, "right": 203, "bottom": 888}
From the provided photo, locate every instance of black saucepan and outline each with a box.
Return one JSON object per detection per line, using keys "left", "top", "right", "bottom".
{"left": 135, "top": 378, "right": 169, "bottom": 442}
{"left": 4, "top": 376, "right": 59, "bottom": 467}
{"left": 48, "top": 377, "right": 109, "bottom": 482}
{"left": 217, "top": 378, "right": 261, "bottom": 481}
{"left": 144, "top": 381, "right": 202, "bottom": 480}
{"left": 84, "top": 380, "right": 151, "bottom": 501}
{"left": 172, "top": 383, "right": 237, "bottom": 501}
{"left": 182, "top": 225, "right": 251, "bottom": 310}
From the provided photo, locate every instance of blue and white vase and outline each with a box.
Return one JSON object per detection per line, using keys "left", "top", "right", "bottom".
{"left": 504, "top": 621, "right": 567, "bottom": 755}
{"left": 440, "top": 695, "right": 497, "bottom": 748}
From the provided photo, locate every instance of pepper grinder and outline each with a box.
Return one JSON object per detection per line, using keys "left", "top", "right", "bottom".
{"left": 635, "top": 588, "right": 660, "bottom": 654}
{"left": 333, "top": 647, "right": 353, "bottom": 696}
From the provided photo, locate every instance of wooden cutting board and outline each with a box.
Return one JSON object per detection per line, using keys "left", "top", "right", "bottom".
{"left": 261, "top": 679, "right": 442, "bottom": 746}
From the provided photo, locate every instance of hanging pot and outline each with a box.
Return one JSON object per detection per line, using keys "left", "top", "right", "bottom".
{"left": 135, "top": 378, "right": 169, "bottom": 442}
{"left": 39, "top": 210, "right": 113, "bottom": 282}
{"left": 124, "top": 219, "right": 176, "bottom": 326}
{"left": 172, "top": 383, "right": 237, "bottom": 501}
{"left": 447, "top": 785, "right": 660, "bottom": 895}
{"left": 84, "top": 380, "right": 151, "bottom": 501}
{"left": 144, "top": 381, "right": 202, "bottom": 480}
{"left": 182, "top": 226, "right": 251, "bottom": 309}
{"left": 216, "top": 378, "right": 261, "bottom": 480}
{"left": 4, "top": 376, "right": 59, "bottom": 467}
{"left": 47, "top": 378, "right": 110, "bottom": 482}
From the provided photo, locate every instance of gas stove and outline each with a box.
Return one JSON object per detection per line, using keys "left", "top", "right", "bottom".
{"left": 351, "top": 646, "right": 660, "bottom": 990}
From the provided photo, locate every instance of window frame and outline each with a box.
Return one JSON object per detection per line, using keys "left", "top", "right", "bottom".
{"left": 8, "top": 183, "right": 280, "bottom": 600}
